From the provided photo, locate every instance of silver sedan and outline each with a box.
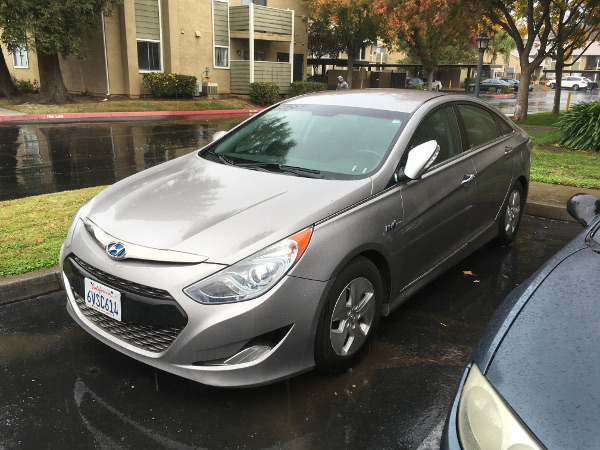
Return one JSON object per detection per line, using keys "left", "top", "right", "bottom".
{"left": 60, "top": 90, "right": 531, "bottom": 387}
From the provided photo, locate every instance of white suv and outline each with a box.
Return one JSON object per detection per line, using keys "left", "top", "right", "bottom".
{"left": 547, "top": 76, "right": 588, "bottom": 91}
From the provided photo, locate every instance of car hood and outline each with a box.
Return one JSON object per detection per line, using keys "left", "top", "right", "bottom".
{"left": 85, "top": 152, "right": 372, "bottom": 264}
{"left": 483, "top": 238, "right": 600, "bottom": 448}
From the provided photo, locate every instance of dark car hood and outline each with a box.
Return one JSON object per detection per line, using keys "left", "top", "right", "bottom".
{"left": 85, "top": 152, "right": 372, "bottom": 264}
{"left": 482, "top": 236, "right": 600, "bottom": 448}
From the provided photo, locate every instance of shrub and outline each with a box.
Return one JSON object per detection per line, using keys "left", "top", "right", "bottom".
{"left": 289, "top": 81, "right": 327, "bottom": 97}
{"left": 408, "top": 84, "right": 426, "bottom": 90}
{"left": 558, "top": 100, "right": 600, "bottom": 152}
{"left": 142, "top": 73, "right": 197, "bottom": 98}
{"left": 13, "top": 78, "right": 39, "bottom": 94}
{"left": 488, "top": 87, "right": 497, "bottom": 94}
{"left": 501, "top": 85, "right": 512, "bottom": 94}
{"left": 249, "top": 82, "right": 280, "bottom": 105}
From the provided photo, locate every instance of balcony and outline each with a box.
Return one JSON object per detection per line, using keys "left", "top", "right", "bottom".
{"left": 230, "top": 4, "right": 293, "bottom": 41}
{"left": 230, "top": 61, "right": 292, "bottom": 95}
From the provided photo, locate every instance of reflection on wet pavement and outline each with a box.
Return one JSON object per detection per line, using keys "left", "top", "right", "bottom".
{"left": 0, "top": 118, "right": 247, "bottom": 201}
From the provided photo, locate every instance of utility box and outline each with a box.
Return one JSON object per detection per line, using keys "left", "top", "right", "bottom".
{"left": 193, "top": 81, "right": 202, "bottom": 96}
{"left": 202, "top": 82, "right": 218, "bottom": 95}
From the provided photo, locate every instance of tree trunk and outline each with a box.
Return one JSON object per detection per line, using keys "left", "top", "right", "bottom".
{"left": 514, "top": 68, "right": 533, "bottom": 122}
{"left": 346, "top": 53, "right": 355, "bottom": 89}
{"left": 424, "top": 68, "right": 434, "bottom": 90}
{"left": 552, "top": 47, "right": 566, "bottom": 115}
{"left": 36, "top": 51, "right": 71, "bottom": 103}
{"left": 0, "top": 49, "right": 18, "bottom": 97}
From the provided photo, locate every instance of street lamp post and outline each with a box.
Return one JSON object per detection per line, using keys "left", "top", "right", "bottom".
{"left": 474, "top": 32, "right": 490, "bottom": 98}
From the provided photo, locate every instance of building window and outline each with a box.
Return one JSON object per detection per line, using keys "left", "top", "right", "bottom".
{"left": 138, "top": 41, "right": 161, "bottom": 71}
{"left": 242, "top": 0, "right": 266, "bottom": 5}
{"left": 242, "top": 51, "right": 266, "bottom": 61}
{"left": 13, "top": 46, "right": 28, "bottom": 68}
{"left": 215, "top": 47, "right": 229, "bottom": 68}
{"left": 135, "top": 0, "right": 162, "bottom": 72}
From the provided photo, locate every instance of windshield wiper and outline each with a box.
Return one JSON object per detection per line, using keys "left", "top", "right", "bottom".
{"left": 204, "top": 150, "right": 235, "bottom": 165}
{"left": 236, "top": 162, "right": 323, "bottom": 178}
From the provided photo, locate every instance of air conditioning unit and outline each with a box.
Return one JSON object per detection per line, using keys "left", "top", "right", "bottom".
{"left": 193, "top": 81, "right": 202, "bottom": 96}
{"left": 202, "top": 82, "right": 218, "bottom": 95}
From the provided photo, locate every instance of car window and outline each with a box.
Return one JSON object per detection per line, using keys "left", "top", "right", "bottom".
{"left": 207, "top": 104, "right": 407, "bottom": 178}
{"left": 457, "top": 104, "right": 500, "bottom": 149}
{"left": 495, "top": 114, "right": 514, "bottom": 136}
{"left": 409, "top": 106, "right": 462, "bottom": 165}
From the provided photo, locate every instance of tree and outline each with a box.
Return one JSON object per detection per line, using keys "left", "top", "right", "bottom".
{"left": 307, "top": 17, "right": 344, "bottom": 76}
{"left": 486, "top": 29, "right": 516, "bottom": 65}
{"left": 548, "top": 0, "right": 600, "bottom": 114}
{"left": 484, "top": 0, "right": 555, "bottom": 121}
{"left": 0, "top": 47, "right": 18, "bottom": 97}
{"left": 304, "top": 0, "right": 392, "bottom": 88}
{"left": 386, "top": 0, "right": 482, "bottom": 90}
{"left": 0, "top": 0, "right": 120, "bottom": 103}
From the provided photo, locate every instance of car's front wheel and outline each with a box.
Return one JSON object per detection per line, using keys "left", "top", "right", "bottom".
{"left": 314, "top": 257, "right": 383, "bottom": 374}
{"left": 549, "top": 83, "right": 555, "bottom": 89}
{"left": 495, "top": 182, "right": 524, "bottom": 245}
{"left": 572, "top": 84, "right": 580, "bottom": 91}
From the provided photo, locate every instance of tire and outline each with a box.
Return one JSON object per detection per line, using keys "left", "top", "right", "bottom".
{"left": 572, "top": 84, "right": 579, "bottom": 91}
{"left": 494, "top": 182, "right": 524, "bottom": 246}
{"left": 550, "top": 83, "right": 555, "bottom": 89}
{"left": 314, "top": 257, "right": 383, "bottom": 374}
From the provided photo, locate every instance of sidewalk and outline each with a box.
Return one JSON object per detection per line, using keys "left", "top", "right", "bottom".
{"left": 1, "top": 182, "right": 597, "bottom": 305}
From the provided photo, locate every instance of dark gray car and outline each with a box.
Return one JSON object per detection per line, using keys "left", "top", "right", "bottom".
{"left": 442, "top": 194, "right": 600, "bottom": 449}
{"left": 60, "top": 90, "right": 530, "bottom": 387}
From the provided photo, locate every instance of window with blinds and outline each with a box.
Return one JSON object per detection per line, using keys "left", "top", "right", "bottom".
{"left": 135, "top": 0, "right": 162, "bottom": 72}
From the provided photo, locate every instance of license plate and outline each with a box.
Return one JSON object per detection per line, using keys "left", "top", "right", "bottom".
{"left": 84, "top": 278, "right": 122, "bottom": 322}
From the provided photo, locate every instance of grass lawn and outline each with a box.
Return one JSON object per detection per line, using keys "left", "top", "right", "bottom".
{"left": 0, "top": 95, "right": 257, "bottom": 115}
{"left": 0, "top": 186, "right": 105, "bottom": 277}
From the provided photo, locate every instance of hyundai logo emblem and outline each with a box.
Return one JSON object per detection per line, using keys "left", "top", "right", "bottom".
{"left": 106, "top": 242, "right": 127, "bottom": 260}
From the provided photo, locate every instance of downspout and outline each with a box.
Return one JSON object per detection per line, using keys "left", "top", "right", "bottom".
{"left": 101, "top": 12, "right": 111, "bottom": 96}
{"left": 289, "top": 9, "right": 294, "bottom": 83}
{"left": 249, "top": 2, "right": 254, "bottom": 83}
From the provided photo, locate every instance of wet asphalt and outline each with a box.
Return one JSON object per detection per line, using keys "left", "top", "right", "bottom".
{"left": 0, "top": 215, "right": 582, "bottom": 449}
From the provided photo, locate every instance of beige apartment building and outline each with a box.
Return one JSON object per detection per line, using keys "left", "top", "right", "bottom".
{"left": 2, "top": 0, "right": 309, "bottom": 97}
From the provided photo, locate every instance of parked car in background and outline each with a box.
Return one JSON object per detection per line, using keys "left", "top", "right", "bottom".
{"left": 468, "top": 78, "right": 515, "bottom": 93}
{"left": 442, "top": 194, "right": 600, "bottom": 450}
{"left": 419, "top": 77, "right": 443, "bottom": 90}
{"left": 546, "top": 76, "right": 588, "bottom": 90}
{"left": 60, "top": 90, "right": 530, "bottom": 388}
{"left": 500, "top": 78, "right": 533, "bottom": 92}
{"left": 584, "top": 77, "right": 599, "bottom": 89}
{"left": 406, "top": 77, "right": 427, "bottom": 88}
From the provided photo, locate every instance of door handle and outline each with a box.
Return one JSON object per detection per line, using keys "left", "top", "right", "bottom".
{"left": 461, "top": 173, "right": 475, "bottom": 186}
{"left": 505, "top": 146, "right": 513, "bottom": 157}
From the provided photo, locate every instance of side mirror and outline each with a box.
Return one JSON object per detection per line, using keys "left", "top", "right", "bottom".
{"left": 212, "top": 130, "right": 228, "bottom": 142}
{"left": 567, "top": 194, "right": 600, "bottom": 227}
{"left": 402, "top": 140, "right": 440, "bottom": 180}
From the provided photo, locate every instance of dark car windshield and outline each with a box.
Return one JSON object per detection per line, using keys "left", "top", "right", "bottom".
{"left": 202, "top": 104, "right": 407, "bottom": 179}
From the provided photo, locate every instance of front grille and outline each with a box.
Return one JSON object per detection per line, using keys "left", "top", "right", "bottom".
{"left": 72, "top": 255, "right": 172, "bottom": 300}
{"left": 73, "top": 293, "right": 182, "bottom": 353}
{"left": 64, "top": 255, "right": 188, "bottom": 353}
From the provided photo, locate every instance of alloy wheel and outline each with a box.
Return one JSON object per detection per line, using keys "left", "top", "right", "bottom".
{"left": 504, "top": 189, "right": 521, "bottom": 236}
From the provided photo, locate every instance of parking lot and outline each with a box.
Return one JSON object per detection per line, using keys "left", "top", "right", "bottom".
{"left": 0, "top": 215, "right": 581, "bottom": 449}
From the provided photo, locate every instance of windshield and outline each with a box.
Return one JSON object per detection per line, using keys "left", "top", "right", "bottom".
{"left": 202, "top": 104, "right": 407, "bottom": 179}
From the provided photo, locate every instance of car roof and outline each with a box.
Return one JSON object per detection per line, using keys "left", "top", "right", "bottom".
{"left": 284, "top": 89, "right": 445, "bottom": 113}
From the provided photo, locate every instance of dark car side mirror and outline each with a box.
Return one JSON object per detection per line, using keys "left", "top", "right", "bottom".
{"left": 567, "top": 194, "right": 600, "bottom": 227}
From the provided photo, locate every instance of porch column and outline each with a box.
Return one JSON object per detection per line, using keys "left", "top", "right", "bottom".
{"left": 290, "top": 10, "right": 294, "bottom": 83}
{"left": 249, "top": 2, "right": 254, "bottom": 83}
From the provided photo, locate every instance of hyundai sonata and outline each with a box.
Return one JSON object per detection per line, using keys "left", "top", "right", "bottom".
{"left": 60, "top": 90, "right": 530, "bottom": 387}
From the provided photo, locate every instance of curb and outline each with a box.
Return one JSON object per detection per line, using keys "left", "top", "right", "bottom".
{"left": 0, "top": 108, "right": 262, "bottom": 124}
{"left": 0, "top": 196, "right": 584, "bottom": 305}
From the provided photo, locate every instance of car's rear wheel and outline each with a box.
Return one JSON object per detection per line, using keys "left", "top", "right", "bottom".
{"left": 550, "top": 83, "right": 555, "bottom": 89}
{"left": 314, "top": 257, "right": 382, "bottom": 374}
{"left": 495, "top": 182, "right": 524, "bottom": 245}
{"left": 573, "top": 84, "right": 579, "bottom": 91}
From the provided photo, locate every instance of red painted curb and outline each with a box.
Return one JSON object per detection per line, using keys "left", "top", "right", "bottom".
{"left": 0, "top": 108, "right": 263, "bottom": 123}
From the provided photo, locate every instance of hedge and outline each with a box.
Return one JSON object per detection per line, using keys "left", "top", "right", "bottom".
{"left": 289, "top": 81, "right": 328, "bottom": 97}
{"left": 142, "top": 73, "right": 197, "bottom": 98}
{"left": 249, "top": 82, "right": 280, "bottom": 105}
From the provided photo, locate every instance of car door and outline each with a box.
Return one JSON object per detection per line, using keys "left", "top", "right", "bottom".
{"left": 456, "top": 103, "right": 515, "bottom": 239}
{"left": 397, "top": 105, "right": 476, "bottom": 290}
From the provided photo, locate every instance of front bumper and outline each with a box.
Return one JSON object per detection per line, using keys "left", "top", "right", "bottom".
{"left": 60, "top": 221, "right": 330, "bottom": 387}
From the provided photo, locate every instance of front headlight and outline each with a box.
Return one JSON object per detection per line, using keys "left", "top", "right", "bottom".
{"left": 184, "top": 228, "right": 312, "bottom": 304}
{"left": 457, "top": 364, "right": 542, "bottom": 450}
